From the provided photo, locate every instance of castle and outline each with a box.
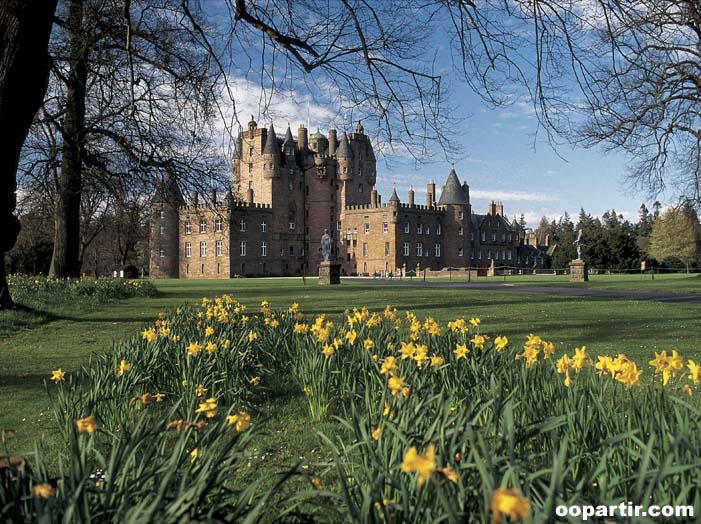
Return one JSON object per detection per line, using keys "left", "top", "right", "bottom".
{"left": 148, "top": 118, "right": 548, "bottom": 278}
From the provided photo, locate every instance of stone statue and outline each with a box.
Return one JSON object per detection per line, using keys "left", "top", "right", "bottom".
{"left": 574, "top": 229, "right": 584, "bottom": 260}
{"left": 321, "top": 229, "right": 332, "bottom": 262}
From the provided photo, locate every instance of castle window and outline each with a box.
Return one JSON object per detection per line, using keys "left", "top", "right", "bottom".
{"left": 185, "top": 220, "right": 192, "bottom": 234}
{"left": 502, "top": 249, "right": 507, "bottom": 260}
{"left": 491, "top": 232, "right": 497, "bottom": 242}
{"left": 488, "top": 250, "right": 492, "bottom": 260}
{"left": 248, "top": 163, "right": 253, "bottom": 173}
{"left": 495, "top": 250, "right": 499, "bottom": 260}
{"left": 289, "top": 222, "right": 295, "bottom": 230}
{"left": 417, "top": 224, "right": 422, "bottom": 234}
{"left": 508, "top": 250, "right": 512, "bottom": 260}
{"left": 458, "top": 211, "right": 464, "bottom": 220}
{"left": 159, "top": 225, "right": 165, "bottom": 235}
{"left": 403, "top": 242, "right": 409, "bottom": 256}
{"left": 337, "top": 221, "right": 341, "bottom": 231}
{"left": 479, "top": 249, "right": 482, "bottom": 259}
{"left": 458, "top": 247, "right": 464, "bottom": 257}
{"left": 216, "top": 240, "right": 223, "bottom": 256}
{"left": 364, "top": 223, "right": 369, "bottom": 234}
{"left": 215, "top": 218, "right": 222, "bottom": 232}
{"left": 363, "top": 243, "right": 368, "bottom": 257}
{"left": 200, "top": 241, "right": 206, "bottom": 257}
{"left": 385, "top": 242, "right": 390, "bottom": 256}
{"left": 471, "top": 251, "right": 474, "bottom": 260}
{"left": 426, "top": 226, "right": 430, "bottom": 235}
{"left": 199, "top": 220, "right": 207, "bottom": 233}
{"left": 437, "top": 224, "right": 441, "bottom": 235}
{"left": 159, "top": 248, "right": 166, "bottom": 257}
{"left": 249, "top": 147, "right": 254, "bottom": 157}
{"left": 358, "top": 184, "right": 363, "bottom": 193}
{"left": 240, "top": 241, "right": 247, "bottom": 256}
{"left": 382, "top": 223, "right": 388, "bottom": 233}
{"left": 289, "top": 181, "right": 294, "bottom": 191}
{"left": 261, "top": 241, "right": 267, "bottom": 257}
{"left": 185, "top": 242, "right": 192, "bottom": 257}
{"left": 458, "top": 227, "right": 463, "bottom": 236}
{"left": 435, "top": 243, "right": 441, "bottom": 257}
{"left": 416, "top": 243, "right": 423, "bottom": 257}
{"left": 159, "top": 210, "right": 165, "bottom": 219}
{"left": 501, "top": 232, "right": 506, "bottom": 242}
{"left": 240, "top": 219, "right": 246, "bottom": 232}
{"left": 404, "top": 223, "right": 410, "bottom": 234}
{"left": 289, "top": 245, "right": 294, "bottom": 255}
{"left": 481, "top": 231, "right": 486, "bottom": 242}
{"left": 470, "top": 231, "right": 474, "bottom": 241}
{"left": 261, "top": 220, "right": 267, "bottom": 232}
{"left": 509, "top": 233, "right": 512, "bottom": 242}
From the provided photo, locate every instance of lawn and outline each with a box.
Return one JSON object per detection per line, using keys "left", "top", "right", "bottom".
{"left": 2, "top": 277, "right": 700, "bottom": 488}
{"left": 427, "top": 271, "right": 701, "bottom": 292}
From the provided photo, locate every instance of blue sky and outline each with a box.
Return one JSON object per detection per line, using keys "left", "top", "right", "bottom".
{"left": 209, "top": 3, "right": 665, "bottom": 229}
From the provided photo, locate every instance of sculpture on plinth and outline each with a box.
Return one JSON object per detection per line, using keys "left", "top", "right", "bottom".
{"left": 570, "top": 229, "right": 588, "bottom": 282}
{"left": 319, "top": 229, "right": 340, "bottom": 285}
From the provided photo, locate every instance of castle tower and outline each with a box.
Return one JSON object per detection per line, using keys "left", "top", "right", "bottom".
{"left": 408, "top": 186, "right": 415, "bottom": 207}
{"left": 149, "top": 173, "right": 184, "bottom": 278}
{"left": 262, "top": 124, "right": 280, "bottom": 179}
{"left": 438, "top": 167, "right": 470, "bottom": 267}
{"left": 426, "top": 180, "right": 436, "bottom": 207}
{"left": 336, "top": 133, "right": 352, "bottom": 181}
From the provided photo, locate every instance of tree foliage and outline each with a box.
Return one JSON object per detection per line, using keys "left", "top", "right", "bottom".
{"left": 649, "top": 208, "right": 699, "bottom": 270}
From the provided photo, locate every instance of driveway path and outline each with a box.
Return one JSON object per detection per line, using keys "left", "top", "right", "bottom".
{"left": 362, "top": 280, "right": 701, "bottom": 304}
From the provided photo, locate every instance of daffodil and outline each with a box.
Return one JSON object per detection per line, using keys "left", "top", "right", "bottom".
{"left": 248, "top": 331, "right": 258, "bottom": 343}
{"left": 688, "top": 360, "right": 701, "bottom": 385}
{"left": 401, "top": 443, "right": 436, "bottom": 488}
{"left": 32, "top": 483, "right": 55, "bottom": 499}
{"left": 76, "top": 416, "right": 97, "bottom": 434}
{"left": 186, "top": 342, "right": 203, "bottom": 356}
{"left": 440, "top": 466, "right": 459, "bottom": 484}
{"left": 469, "top": 317, "right": 480, "bottom": 328}
{"left": 470, "top": 335, "right": 485, "bottom": 350}
{"left": 195, "top": 397, "right": 218, "bottom": 418}
{"left": 388, "top": 374, "right": 409, "bottom": 397}
{"left": 494, "top": 336, "right": 508, "bottom": 351}
{"left": 51, "top": 368, "right": 65, "bottom": 383}
{"left": 454, "top": 343, "right": 469, "bottom": 360}
{"left": 117, "top": 360, "right": 132, "bottom": 376}
{"left": 380, "top": 356, "right": 399, "bottom": 375}
{"left": 227, "top": 411, "right": 251, "bottom": 432}
{"left": 490, "top": 488, "right": 530, "bottom": 524}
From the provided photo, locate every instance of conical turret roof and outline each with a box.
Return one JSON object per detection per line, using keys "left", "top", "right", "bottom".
{"left": 283, "top": 125, "right": 294, "bottom": 147}
{"left": 438, "top": 168, "right": 469, "bottom": 205}
{"left": 388, "top": 187, "right": 400, "bottom": 202}
{"left": 153, "top": 172, "right": 184, "bottom": 206}
{"left": 336, "top": 133, "right": 352, "bottom": 158}
{"left": 263, "top": 124, "right": 280, "bottom": 156}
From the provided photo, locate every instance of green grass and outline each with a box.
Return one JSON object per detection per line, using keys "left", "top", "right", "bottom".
{"left": 2, "top": 276, "right": 701, "bottom": 480}
{"left": 426, "top": 271, "right": 701, "bottom": 292}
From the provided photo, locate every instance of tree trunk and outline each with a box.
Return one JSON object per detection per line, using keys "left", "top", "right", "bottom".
{"left": 49, "top": 0, "right": 88, "bottom": 278}
{"left": 0, "top": 0, "right": 58, "bottom": 308}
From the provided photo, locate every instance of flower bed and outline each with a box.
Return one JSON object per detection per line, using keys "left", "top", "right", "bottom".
{"left": 2, "top": 295, "right": 699, "bottom": 522}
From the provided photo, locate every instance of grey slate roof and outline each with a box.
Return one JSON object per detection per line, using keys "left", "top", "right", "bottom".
{"left": 283, "top": 125, "right": 295, "bottom": 146}
{"left": 388, "top": 187, "right": 400, "bottom": 202}
{"left": 263, "top": 124, "right": 280, "bottom": 156}
{"left": 336, "top": 133, "right": 352, "bottom": 158}
{"left": 438, "top": 168, "right": 469, "bottom": 205}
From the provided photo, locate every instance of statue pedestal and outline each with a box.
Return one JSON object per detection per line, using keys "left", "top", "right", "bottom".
{"left": 569, "top": 259, "right": 588, "bottom": 282}
{"left": 318, "top": 261, "right": 341, "bottom": 285}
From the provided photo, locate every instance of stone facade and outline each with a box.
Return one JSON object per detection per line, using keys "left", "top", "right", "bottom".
{"left": 149, "top": 118, "right": 550, "bottom": 278}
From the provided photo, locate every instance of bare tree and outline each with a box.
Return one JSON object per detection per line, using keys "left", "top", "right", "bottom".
{"left": 574, "top": 1, "right": 701, "bottom": 208}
